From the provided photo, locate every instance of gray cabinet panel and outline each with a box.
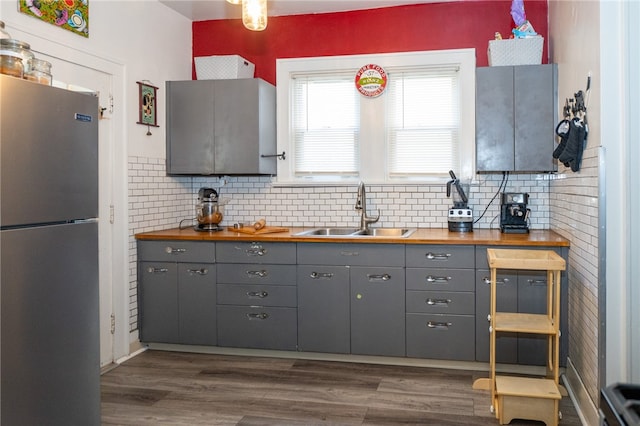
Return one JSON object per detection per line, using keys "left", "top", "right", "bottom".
{"left": 406, "top": 314, "right": 475, "bottom": 361}
{"left": 217, "top": 306, "right": 297, "bottom": 350}
{"left": 178, "top": 263, "right": 217, "bottom": 345}
{"left": 475, "top": 269, "right": 518, "bottom": 363}
{"left": 217, "top": 263, "right": 296, "bottom": 285}
{"left": 297, "top": 243, "right": 405, "bottom": 267}
{"left": 138, "top": 240, "right": 215, "bottom": 263}
{"left": 517, "top": 270, "right": 551, "bottom": 366}
{"left": 297, "top": 265, "right": 350, "bottom": 354}
{"left": 139, "top": 261, "right": 179, "bottom": 343}
{"left": 476, "top": 64, "right": 558, "bottom": 172}
{"left": 217, "top": 284, "right": 297, "bottom": 307}
{"left": 166, "top": 78, "right": 276, "bottom": 175}
{"left": 216, "top": 241, "right": 296, "bottom": 264}
{"left": 350, "top": 266, "right": 405, "bottom": 357}
{"left": 406, "top": 245, "right": 475, "bottom": 269}
{"left": 406, "top": 290, "right": 474, "bottom": 315}
{"left": 406, "top": 268, "right": 475, "bottom": 291}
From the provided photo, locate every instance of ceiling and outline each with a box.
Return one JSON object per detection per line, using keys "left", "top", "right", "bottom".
{"left": 159, "top": 0, "right": 440, "bottom": 22}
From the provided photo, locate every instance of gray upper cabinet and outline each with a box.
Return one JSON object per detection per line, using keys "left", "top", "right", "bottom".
{"left": 166, "top": 78, "right": 276, "bottom": 175}
{"left": 476, "top": 64, "right": 558, "bottom": 173}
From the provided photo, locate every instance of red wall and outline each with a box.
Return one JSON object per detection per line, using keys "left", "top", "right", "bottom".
{"left": 193, "top": 1, "right": 548, "bottom": 85}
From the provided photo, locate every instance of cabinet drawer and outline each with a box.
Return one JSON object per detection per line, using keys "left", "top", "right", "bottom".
{"left": 406, "top": 291, "right": 474, "bottom": 315}
{"left": 217, "top": 284, "right": 297, "bottom": 307}
{"left": 297, "top": 243, "right": 404, "bottom": 267}
{"left": 406, "top": 268, "right": 474, "bottom": 291}
{"left": 216, "top": 241, "right": 295, "bottom": 264}
{"left": 138, "top": 240, "right": 215, "bottom": 263}
{"left": 406, "top": 245, "right": 474, "bottom": 268}
{"left": 406, "top": 313, "right": 475, "bottom": 361}
{"left": 217, "top": 263, "right": 296, "bottom": 285}
{"left": 475, "top": 245, "right": 561, "bottom": 270}
{"left": 217, "top": 305, "right": 297, "bottom": 350}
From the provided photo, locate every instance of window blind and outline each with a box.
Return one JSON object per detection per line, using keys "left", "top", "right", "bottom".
{"left": 292, "top": 74, "right": 360, "bottom": 176}
{"left": 386, "top": 67, "right": 460, "bottom": 176}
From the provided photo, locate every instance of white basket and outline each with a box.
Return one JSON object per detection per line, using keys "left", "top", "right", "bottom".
{"left": 488, "top": 37, "right": 543, "bottom": 66}
{"left": 194, "top": 55, "right": 255, "bottom": 79}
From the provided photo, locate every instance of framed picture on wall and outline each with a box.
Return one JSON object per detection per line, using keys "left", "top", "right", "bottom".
{"left": 136, "top": 81, "right": 159, "bottom": 128}
{"left": 19, "top": 0, "right": 89, "bottom": 37}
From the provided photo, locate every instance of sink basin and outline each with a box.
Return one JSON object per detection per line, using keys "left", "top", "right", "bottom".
{"left": 294, "top": 227, "right": 416, "bottom": 238}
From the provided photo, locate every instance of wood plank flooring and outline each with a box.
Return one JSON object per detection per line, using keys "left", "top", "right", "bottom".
{"left": 101, "top": 350, "right": 582, "bottom": 425}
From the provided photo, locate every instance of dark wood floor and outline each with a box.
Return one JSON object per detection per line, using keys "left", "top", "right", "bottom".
{"left": 101, "top": 350, "right": 582, "bottom": 425}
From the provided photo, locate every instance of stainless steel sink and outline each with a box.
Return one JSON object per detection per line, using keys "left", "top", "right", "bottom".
{"left": 294, "top": 227, "right": 416, "bottom": 238}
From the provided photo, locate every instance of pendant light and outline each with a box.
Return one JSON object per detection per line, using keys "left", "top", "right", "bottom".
{"left": 242, "top": 0, "right": 267, "bottom": 31}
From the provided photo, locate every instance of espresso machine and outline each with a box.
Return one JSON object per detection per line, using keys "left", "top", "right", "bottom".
{"left": 446, "top": 170, "right": 473, "bottom": 232}
{"left": 500, "top": 192, "right": 530, "bottom": 233}
{"left": 195, "top": 187, "right": 224, "bottom": 231}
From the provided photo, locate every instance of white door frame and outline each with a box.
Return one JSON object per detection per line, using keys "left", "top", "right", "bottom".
{"left": 9, "top": 27, "right": 130, "bottom": 365}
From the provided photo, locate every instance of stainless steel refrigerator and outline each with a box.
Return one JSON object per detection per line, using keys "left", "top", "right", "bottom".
{"left": 1, "top": 74, "right": 100, "bottom": 425}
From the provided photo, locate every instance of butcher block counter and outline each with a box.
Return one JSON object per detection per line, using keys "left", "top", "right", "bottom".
{"left": 135, "top": 227, "right": 569, "bottom": 246}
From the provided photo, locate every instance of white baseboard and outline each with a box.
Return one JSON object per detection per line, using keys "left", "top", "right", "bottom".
{"left": 563, "top": 357, "right": 599, "bottom": 426}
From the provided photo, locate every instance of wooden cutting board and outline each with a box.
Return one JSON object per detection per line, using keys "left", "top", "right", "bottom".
{"left": 227, "top": 226, "right": 289, "bottom": 235}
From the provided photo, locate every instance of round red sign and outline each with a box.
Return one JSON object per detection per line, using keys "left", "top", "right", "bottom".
{"left": 355, "top": 64, "right": 388, "bottom": 98}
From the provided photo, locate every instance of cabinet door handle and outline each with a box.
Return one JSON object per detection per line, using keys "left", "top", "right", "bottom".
{"left": 247, "top": 291, "right": 269, "bottom": 299}
{"left": 186, "top": 268, "right": 208, "bottom": 275}
{"left": 427, "top": 321, "right": 452, "bottom": 329}
{"left": 426, "top": 298, "right": 452, "bottom": 306}
{"left": 426, "top": 275, "right": 451, "bottom": 283}
{"left": 247, "top": 312, "right": 269, "bottom": 320}
{"left": 310, "top": 271, "right": 334, "bottom": 279}
{"left": 340, "top": 251, "right": 359, "bottom": 256}
{"left": 147, "top": 267, "right": 168, "bottom": 273}
{"left": 425, "top": 252, "right": 451, "bottom": 260}
{"left": 482, "top": 277, "right": 511, "bottom": 285}
{"left": 246, "top": 270, "right": 268, "bottom": 278}
{"left": 527, "top": 279, "right": 547, "bottom": 286}
{"left": 245, "top": 243, "right": 267, "bottom": 256}
{"left": 165, "top": 246, "right": 186, "bottom": 254}
{"left": 367, "top": 273, "right": 391, "bottom": 281}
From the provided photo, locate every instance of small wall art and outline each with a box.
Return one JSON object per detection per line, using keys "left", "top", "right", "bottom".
{"left": 137, "top": 81, "right": 159, "bottom": 134}
{"left": 19, "top": 0, "right": 89, "bottom": 37}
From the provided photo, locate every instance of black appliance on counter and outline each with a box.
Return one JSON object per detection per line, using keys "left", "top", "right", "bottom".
{"left": 195, "top": 187, "right": 224, "bottom": 231}
{"left": 446, "top": 170, "right": 473, "bottom": 232}
{"left": 500, "top": 192, "right": 530, "bottom": 233}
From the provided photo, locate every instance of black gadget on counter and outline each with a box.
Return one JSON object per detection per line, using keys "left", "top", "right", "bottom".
{"left": 446, "top": 170, "right": 473, "bottom": 232}
{"left": 500, "top": 192, "right": 530, "bottom": 233}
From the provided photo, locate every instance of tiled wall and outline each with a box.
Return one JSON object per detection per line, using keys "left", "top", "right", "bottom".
{"left": 128, "top": 156, "right": 553, "bottom": 333}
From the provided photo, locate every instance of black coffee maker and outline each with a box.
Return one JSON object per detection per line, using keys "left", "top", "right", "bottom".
{"left": 500, "top": 192, "right": 530, "bottom": 233}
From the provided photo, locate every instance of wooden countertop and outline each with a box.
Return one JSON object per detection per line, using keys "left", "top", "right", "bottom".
{"left": 135, "top": 227, "right": 570, "bottom": 247}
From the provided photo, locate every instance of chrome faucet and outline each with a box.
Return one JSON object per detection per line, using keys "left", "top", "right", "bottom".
{"left": 355, "top": 181, "right": 380, "bottom": 231}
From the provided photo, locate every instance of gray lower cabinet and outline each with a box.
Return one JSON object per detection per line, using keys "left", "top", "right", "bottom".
{"left": 297, "top": 243, "right": 406, "bottom": 357}
{"left": 475, "top": 245, "right": 569, "bottom": 366}
{"left": 138, "top": 241, "right": 216, "bottom": 345}
{"left": 405, "top": 245, "right": 476, "bottom": 361}
{"left": 216, "top": 242, "right": 297, "bottom": 350}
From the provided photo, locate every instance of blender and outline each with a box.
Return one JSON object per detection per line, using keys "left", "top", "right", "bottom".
{"left": 446, "top": 170, "right": 473, "bottom": 232}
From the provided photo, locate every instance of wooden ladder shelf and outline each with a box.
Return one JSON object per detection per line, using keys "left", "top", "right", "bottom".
{"left": 474, "top": 249, "right": 566, "bottom": 426}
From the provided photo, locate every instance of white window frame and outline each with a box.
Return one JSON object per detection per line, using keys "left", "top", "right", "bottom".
{"left": 275, "top": 49, "right": 476, "bottom": 185}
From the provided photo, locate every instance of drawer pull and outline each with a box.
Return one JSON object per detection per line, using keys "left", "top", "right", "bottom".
{"left": 186, "top": 268, "right": 208, "bottom": 275}
{"left": 367, "top": 273, "right": 391, "bottom": 281}
{"left": 247, "top": 270, "right": 268, "bottom": 278}
{"left": 165, "top": 246, "right": 186, "bottom": 254}
{"left": 247, "top": 312, "right": 269, "bottom": 320}
{"left": 527, "top": 279, "right": 547, "bottom": 286}
{"left": 247, "top": 291, "right": 269, "bottom": 299}
{"left": 147, "top": 267, "right": 168, "bottom": 274}
{"left": 427, "top": 321, "right": 452, "bottom": 329}
{"left": 246, "top": 243, "right": 267, "bottom": 256}
{"left": 310, "top": 271, "right": 334, "bottom": 279}
{"left": 426, "top": 298, "right": 452, "bottom": 306}
{"left": 482, "top": 277, "right": 511, "bottom": 285}
{"left": 426, "top": 275, "right": 451, "bottom": 283}
{"left": 425, "top": 252, "right": 451, "bottom": 260}
{"left": 340, "top": 251, "right": 359, "bottom": 256}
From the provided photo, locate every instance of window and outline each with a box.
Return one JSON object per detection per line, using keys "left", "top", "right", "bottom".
{"left": 276, "top": 49, "right": 476, "bottom": 185}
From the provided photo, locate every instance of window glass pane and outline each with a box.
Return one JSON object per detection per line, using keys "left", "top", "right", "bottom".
{"left": 387, "top": 68, "right": 460, "bottom": 176}
{"left": 292, "top": 75, "right": 359, "bottom": 175}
